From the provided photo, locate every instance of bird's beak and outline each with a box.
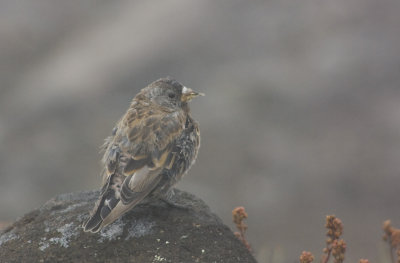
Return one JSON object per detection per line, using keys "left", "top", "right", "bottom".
{"left": 181, "top": 86, "right": 205, "bottom": 102}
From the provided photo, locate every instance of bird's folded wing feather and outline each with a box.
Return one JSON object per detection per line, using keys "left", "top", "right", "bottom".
{"left": 90, "top": 106, "right": 185, "bottom": 230}
{"left": 115, "top": 106, "right": 185, "bottom": 177}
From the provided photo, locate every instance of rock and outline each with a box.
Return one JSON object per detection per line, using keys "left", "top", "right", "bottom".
{"left": 0, "top": 189, "right": 256, "bottom": 263}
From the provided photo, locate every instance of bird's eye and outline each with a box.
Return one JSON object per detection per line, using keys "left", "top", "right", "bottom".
{"left": 168, "top": 93, "right": 176, "bottom": 99}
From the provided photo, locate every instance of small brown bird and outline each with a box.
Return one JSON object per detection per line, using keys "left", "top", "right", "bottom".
{"left": 83, "top": 77, "right": 203, "bottom": 233}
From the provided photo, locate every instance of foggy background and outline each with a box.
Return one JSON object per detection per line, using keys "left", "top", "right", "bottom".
{"left": 1, "top": 0, "right": 400, "bottom": 262}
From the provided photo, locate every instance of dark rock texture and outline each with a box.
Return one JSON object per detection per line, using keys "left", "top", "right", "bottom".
{"left": 0, "top": 189, "right": 256, "bottom": 263}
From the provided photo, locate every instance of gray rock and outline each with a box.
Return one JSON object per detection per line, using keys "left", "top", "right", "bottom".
{"left": 0, "top": 189, "right": 256, "bottom": 263}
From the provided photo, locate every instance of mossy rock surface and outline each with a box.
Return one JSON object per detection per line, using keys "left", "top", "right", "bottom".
{"left": 0, "top": 189, "right": 256, "bottom": 263}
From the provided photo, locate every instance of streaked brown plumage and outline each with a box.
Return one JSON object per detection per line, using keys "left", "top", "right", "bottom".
{"left": 83, "top": 77, "right": 203, "bottom": 233}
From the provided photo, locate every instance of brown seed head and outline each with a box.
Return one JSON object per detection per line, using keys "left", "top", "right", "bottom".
{"left": 300, "top": 251, "right": 314, "bottom": 263}
{"left": 232, "top": 206, "right": 248, "bottom": 232}
{"left": 383, "top": 220, "right": 393, "bottom": 236}
{"left": 331, "top": 239, "right": 346, "bottom": 263}
{"left": 326, "top": 215, "right": 343, "bottom": 240}
{"left": 383, "top": 220, "right": 400, "bottom": 248}
{"left": 233, "top": 207, "right": 248, "bottom": 223}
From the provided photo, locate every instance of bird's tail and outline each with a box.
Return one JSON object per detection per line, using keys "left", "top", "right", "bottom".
{"left": 83, "top": 169, "right": 164, "bottom": 233}
{"left": 83, "top": 176, "right": 119, "bottom": 233}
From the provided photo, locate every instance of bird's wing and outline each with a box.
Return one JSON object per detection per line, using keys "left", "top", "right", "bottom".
{"left": 118, "top": 106, "right": 184, "bottom": 176}
{"left": 83, "top": 105, "right": 184, "bottom": 232}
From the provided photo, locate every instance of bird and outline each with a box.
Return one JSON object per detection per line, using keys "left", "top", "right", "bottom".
{"left": 83, "top": 77, "right": 203, "bottom": 233}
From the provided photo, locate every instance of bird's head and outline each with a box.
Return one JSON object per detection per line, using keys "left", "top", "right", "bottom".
{"left": 142, "top": 77, "right": 204, "bottom": 110}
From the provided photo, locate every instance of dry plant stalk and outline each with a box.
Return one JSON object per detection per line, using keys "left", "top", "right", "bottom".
{"left": 322, "top": 215, "right": 346, "bottom": 263}
{"left": 299, "top": 215, "right": 373, "bottom": 263}
{"left": 232, "top": 206, "right": 252, "bottom": 252}
{"left": 383, "top": 220, "right": 400, "bottom": 263}
{"left": 299, "top": 215, "right": 350, "bottom": 263}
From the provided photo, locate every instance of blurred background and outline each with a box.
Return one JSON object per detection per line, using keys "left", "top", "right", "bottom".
{"left": 1, "top": 0, "right": 400, "bottom": 262}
